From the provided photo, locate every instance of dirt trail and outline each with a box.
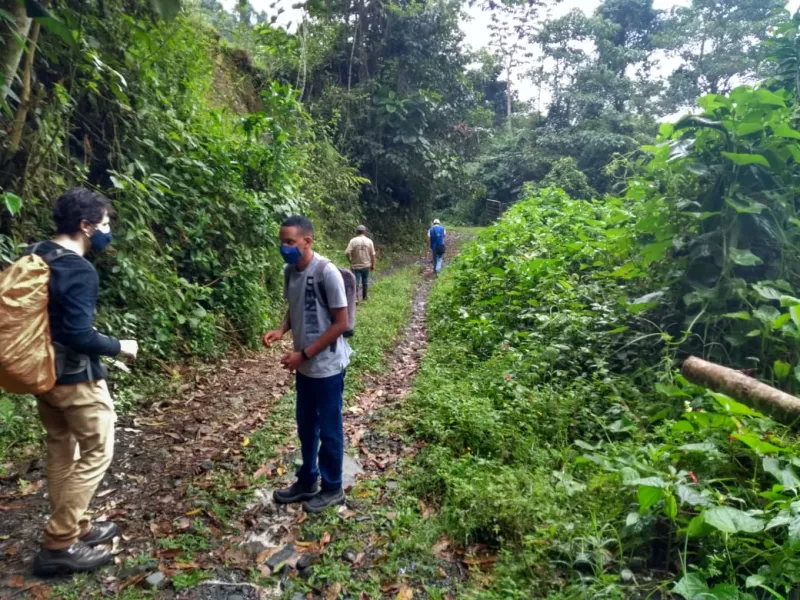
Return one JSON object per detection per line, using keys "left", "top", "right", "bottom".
{"left": 0, "top": 243, "right": 461, "bottom": 599}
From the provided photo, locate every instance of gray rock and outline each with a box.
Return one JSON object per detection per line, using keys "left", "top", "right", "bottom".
{"left": 266, "top": 544, "right": 298, "bottom": 571}
{"left": 200, "top": 460, "right": 214, "bottom": 472}
{"left": 297, "top": 552, "right": 319, "bottom": 569}
{"left": 242, "top": 540, "right": 267, "bottom": 559}
{"left": 342, "top": 455, "right": 363, "bottom": 490}
{"left": 291, "top": 594, "right": 306, "bottom": 600}
{"left": 341, "top": 548, "right": 357, "bottom": 564}
{"left": 173, "top": 478, "right": 183, "bottom": 488}
{"left": 144, "top": 571, "right": 167, "bottom": 589}
{"left": 229, "top": 596, "right": 244, "bottom": 600}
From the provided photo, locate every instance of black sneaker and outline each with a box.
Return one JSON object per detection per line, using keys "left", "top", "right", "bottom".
{"left": 273, "top": 480, "right": 320, "bottom": 504}
{"left": 79, "top": 522, "right": 119, "bottom": 547}
{"left": 33, "top": 542, "right": 113, "bottom": 576}
{"left": 302, "top": 488, "right": 345, "bottom": 514}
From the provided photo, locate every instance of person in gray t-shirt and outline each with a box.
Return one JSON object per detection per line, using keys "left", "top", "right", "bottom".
{"left": 262, "top": 215, "right": 350, "bottom": 513}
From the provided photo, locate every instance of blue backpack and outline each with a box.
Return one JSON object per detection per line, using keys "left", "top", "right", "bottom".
{"left": 429, "top": 225, "right": 445, "bottom": 253}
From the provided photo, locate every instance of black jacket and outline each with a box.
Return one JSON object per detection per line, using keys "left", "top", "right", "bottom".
{"left": 31, "top": 241, "right": 121, "bottom": 385}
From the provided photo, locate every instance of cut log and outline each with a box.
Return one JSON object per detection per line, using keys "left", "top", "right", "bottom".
{"left": 681, "top": 356, "right": 800, "bottom": 425}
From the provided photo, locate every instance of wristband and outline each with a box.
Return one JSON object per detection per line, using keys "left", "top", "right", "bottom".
{"left": 301, "top": 348, "right": 310, "bottom": 361}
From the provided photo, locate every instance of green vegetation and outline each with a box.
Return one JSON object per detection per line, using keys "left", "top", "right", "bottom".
{"left": 404, "top": 15, "right": 800, "bottom": 597}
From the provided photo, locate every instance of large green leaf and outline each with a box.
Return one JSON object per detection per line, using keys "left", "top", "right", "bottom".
{"left": 755, "top": 88, "right": 787, "bottom": 107}
{"left": 703, "top": 506, "right": 764, "bottom": 534}
{"left": 730, "top": 249, "right": 763, "bottom": 267}
{"left": 772, "top": 123, "right": 800, "bottom": 139}
{"left": 721, "top": 152, "right": 770, "bottom": 168}
{"left": 732, "top": 433, "right": 781, "bottom": 454}
{"left": 673, "top": 574, "right": 709, "bottom": 599}
{"left": 638, "top": 485, "right": 662, "bottom": 512}
{"left": 1, "top": 192, "right": 21, "bottom": 216}
{"left": 25, "top": 0, "right": 75, "bottom": 48}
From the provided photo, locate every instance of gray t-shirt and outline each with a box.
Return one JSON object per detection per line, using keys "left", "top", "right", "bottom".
{"left": 285, "top": 253, "right": 352, "bottom": 378}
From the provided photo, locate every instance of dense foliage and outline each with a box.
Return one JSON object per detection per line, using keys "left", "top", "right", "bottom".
{"left": 408, "top": 12, "right": 800, "bottom": 599}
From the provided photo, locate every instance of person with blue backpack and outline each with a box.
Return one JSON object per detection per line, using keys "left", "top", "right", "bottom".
{"left": 428, "top": 218, "right": 446, "bottom": 275}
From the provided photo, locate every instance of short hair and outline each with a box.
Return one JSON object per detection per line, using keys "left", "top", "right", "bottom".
{"left": 281, "top": 215, "right": 314, "bottom": 237}
{"left": 52, "top": 188, "right": 111, "bottom": 235}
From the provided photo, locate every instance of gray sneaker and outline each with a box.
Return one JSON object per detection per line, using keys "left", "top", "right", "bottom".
{"left": 302, "top": 488, "right": 345, "bottom": 513}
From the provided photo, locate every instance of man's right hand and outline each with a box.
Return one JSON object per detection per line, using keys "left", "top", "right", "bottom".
{"left": 262, "top": 329, "right": 283, "bottom": 347}
{"left": 119, "top": 340, "right": 139, "bottom": 360}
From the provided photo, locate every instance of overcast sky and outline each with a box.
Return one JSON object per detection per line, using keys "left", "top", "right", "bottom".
{"left": 223, "top": 0, "right": 800, "bottom": 103}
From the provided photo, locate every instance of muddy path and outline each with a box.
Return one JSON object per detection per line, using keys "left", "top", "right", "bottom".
{"left": 0, "top": 239, "right": 468, "bottom": 599}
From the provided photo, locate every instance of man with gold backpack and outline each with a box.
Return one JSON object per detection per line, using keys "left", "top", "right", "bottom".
{"left": 0, "top": 188, "right": 138, "bottom": 575}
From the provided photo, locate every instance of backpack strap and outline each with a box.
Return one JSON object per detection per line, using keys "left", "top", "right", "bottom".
{"left": 41, "top": 248, "right": 73, "bottom": 264}
{"left": 23, "top": 243, "right": 75, "bottom": 264}
{"left": 312, "top": 259, "right": 331, "bottom": 310}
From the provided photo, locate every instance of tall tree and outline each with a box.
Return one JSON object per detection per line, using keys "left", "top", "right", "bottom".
{"left": 660, "top": 0, "right": 788, "bottom": 109}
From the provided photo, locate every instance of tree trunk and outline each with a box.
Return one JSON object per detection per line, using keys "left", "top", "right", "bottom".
{"left": 681, "top": 356, "right": 800, "bottom": 425}
{"left": 505, "top": 62, "right": 512, "bottom": 132}
{"left": 0, "top": 1, "right": 32, "bottom": 103}
{"left": 6, "top": 21, "right": 40, "bottom": 160}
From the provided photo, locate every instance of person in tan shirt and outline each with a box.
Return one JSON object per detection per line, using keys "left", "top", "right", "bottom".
{"left": 345, "top": 225, "right": 376, "bottom": 300}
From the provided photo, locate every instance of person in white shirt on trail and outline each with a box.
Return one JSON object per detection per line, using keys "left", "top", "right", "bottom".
{"left": 345, "top": 224, "right": 376, "bottom": 301}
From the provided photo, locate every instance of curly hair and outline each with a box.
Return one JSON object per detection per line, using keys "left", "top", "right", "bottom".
{"left": 52, "top": 188, "right": 111, "bottom": 235}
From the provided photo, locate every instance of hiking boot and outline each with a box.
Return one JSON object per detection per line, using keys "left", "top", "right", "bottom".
{"left": 273, "top": 480, "right": 320, "bottom": 504}
{"left": 302, "top": 488, "right": 345, "bottom": 514}
{"left": 33, "top": 542, "right": 113, "bottom": 576}
{"left": 79, "top": 522, "right": 119, "bottom": 547}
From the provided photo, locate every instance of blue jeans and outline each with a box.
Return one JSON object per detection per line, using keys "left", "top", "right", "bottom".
{"left": 353, "top": 268, "right": 370, "bottom": 299}
{"left": 295, "top": 370, "right": 346, "bottom": 491}
{"left": 433, "top": 250, "right": 444, "bottom": 274}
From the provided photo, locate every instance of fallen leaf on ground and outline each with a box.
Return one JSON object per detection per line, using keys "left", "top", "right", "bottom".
{"left": 173, "top": 562, "right": 199, "bottom": 570}
{"left": 8, "top": 575, "right": 25, "bottom": 588}
{"left": 381, "top": 581, "right": 402, "bottom": 593}
{"left": 0, "top": 503, "right": 23, "bottom": 511}
{"left": 97, "top": 488, "right": 117, "bottom": 498}
{"left": 320, "top": 531, "right": 331, "bottom": 549}
{"left": 28, "top": 583, "right": 52, "bottom": 599}
{"left": 20, "top": 480, "right": 44, "bottom": 496}
{"left": 156, "top": 548, "right": 183, "bottom": 558}
{"left": 241, "top": 437, "right": 250, "bottom": 447}
{"left": 463, "top": 554, "right": 498, "bottom": 566}
{"left": 432, "top": 536, "right": 452, "bottom": 560}
{"left": 339, "top": 509, "right": 357, "bottom": 520}
{"left": 252, "top": 465, "right": 271, "bottom": 479}
{"left": 297, "top": 512, "right": 308, "bottom": 524}
{"left": 177, "top": 518, "right": 191, "bottom": 530}
{"left": 185, "top": 508, "right": 202, "bottom": 516}
{"left": 4, "top": 544, "right": 18, "bottom": 556}
{"left": 418, "top": 500, "right": 435, "bottom": 519}
{"left": 437, "top": 567, "right": 447, "bottom": 579}
{"left": 396, "top": 587, "right": 414, "bottom": 600}
{"left": 324, "top": 582, "right": 342, "bottom": 600}
{"left": 276, "top": 466, "right": 286, "bottom": 476}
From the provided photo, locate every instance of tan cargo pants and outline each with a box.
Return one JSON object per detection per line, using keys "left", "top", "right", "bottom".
{"left": 37, "top": 379, "right": 115, "bottom": 549}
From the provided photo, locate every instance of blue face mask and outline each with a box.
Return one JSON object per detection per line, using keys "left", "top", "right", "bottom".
{"left": 280, "top": 245, "right": 302, "bottom": 264}
{"left": 90, "top": 230, "right": 113, "bottom": 252}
